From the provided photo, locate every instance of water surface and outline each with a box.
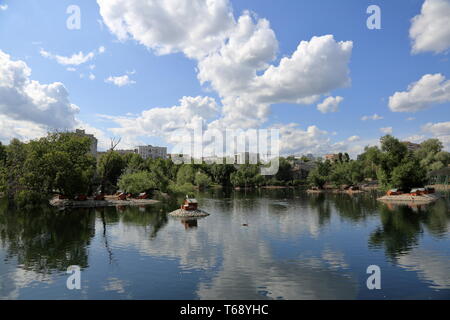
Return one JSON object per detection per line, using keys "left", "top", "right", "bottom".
{"left": 1, "top": 190, "right": 449, "bottom": 299}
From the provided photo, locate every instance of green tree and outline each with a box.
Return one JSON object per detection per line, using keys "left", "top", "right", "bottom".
{"left": 117, "top": 171, "right": 156, "bottom": 194}
{"left": 98, "top": 151, "right": 126, "bottom": 193}
{"left": 230, "top": 164, "right": 263, "bottom": 188}
{"left": 275, "top": 157, "right": 293, "bottom": 183}
{"left": 2, "top": 133, "right": 96, "bottom": 205}
{"left": 209, "top": 163, "right": 236, "bottom": 186}
{"left": 176, "top": 165, "right": 196, "bottom": 185}
{"left": 194, "top": 171, "right": 212, "bottom": 190}
{"left": 307, "top": 160, "right": 331, "bottom": 189}
{"left": 414, "top": 139, "right": 450, "bottom": 172}
{"left": 390, "top": 157, "right": 427, "bottom": 190}
{"left": 377, "top": 135, "right": 409, "bottom": 189}
{"left": 122, "top": 153, "right": 144, "bottom": 174}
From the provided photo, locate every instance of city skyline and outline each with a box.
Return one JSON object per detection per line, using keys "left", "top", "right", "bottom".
{"left": 0, "top": 0, "right": 450, "bottom": 158}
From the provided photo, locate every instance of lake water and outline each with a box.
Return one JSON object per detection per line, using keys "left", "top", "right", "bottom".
{"left": 1, "top": 189, "right": 449, "bottom": 300}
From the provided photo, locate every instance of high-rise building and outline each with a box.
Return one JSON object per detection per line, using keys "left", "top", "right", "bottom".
{"left": 137, "top": 145, "right": 167, "bottom": 160}
{"left": 75, "top": 129, "right": 98, "bottom": 157}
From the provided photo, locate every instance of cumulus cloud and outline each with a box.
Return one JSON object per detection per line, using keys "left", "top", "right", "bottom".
{"left": 389, "top": 74, "right": 450, "bottom": 112}
{"left": 317, "top": 96, "right": 343, "bottom": 114}
{"left": 410, "top": 0, "right": 450, "bottom": 54}
{"left": 0, "top": 115, "right": 48, "bottom": 144}
{"left": 104, "top": 96, "right": 219, "bottom": 147}
{"left": 0, "top": 4, "right": 7, "bottom": 11}
{"left": 423, "top": 121, "right": 450, "bottom": 149}
{"left": 39, "top": 46, "right": 105, "bottom": 66}
{"left": 97, "top": 0, "right": 235, "bottom": 59}
{"left": 105, "top": 75, "right": 136, "bottom": 87}
{"left": 253, "top": 35, "right": 352, "bottom": 105}
{"left": 0, "top": 50, "right": 79, "bottom": 133}
{"left": 380, "top": 127, "right": 393, "bottom": 135}
{"left": 361, "top": 114, "right": 383, "bottom": 121}
{"left": 97, "top": 0, "right": 353, "bottom": 129}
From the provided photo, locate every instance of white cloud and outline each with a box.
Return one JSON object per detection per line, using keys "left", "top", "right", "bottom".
{"left": 39, "top": 46, "right": 105, "bottom": 66}
{"left": 361, "top": 114, "right": 383, "bottom": 121}
{"left": 423, "top": 121, "right": 450, "bottom": 136}
{"left": 389, "top": 73, "right": 450, "bottom": 112}
{"left": 0, "top": 115, "right": 48, "bottom": 144}
{"left": 97, "top": 0, "right": 353, "bottom": 129}
{"left": 317, "top": 96, "right": 343, "bottom": 114}
{"left": 66, "top": 67, "right": 76, "bottom": 72}
{"left": 380, "top": 127, "right": 393, "bottom": 135}
{"left": 89, "top": 73, "right": 96, "bottom": 81}
{"left": 404, "top": 134, "right": 426, "bottom": 143}
{"left": 253, "top": 35, "right": 352, "bottom": 105}
{"left": 0, "top": 50, "right": 79, "bottom": 134}
{"left": 422, "top": 122, "right": 450, "bottom": 149}
{"left": 406, "top": 117, "right": 416, "bottom": 121}
{"left": 275, "top": 123, "right": 330, "bottom": 156}
{"left": 97, "top": 0, "right": 235, "bottom": 60}
{"left": 347, "top": 135, "right": 360, "bottom": 142}
{"left": 0, "top": 4, "right": 7, "bottom": 11}
{"left": 105, "top": 75, "right": 136, "bottom": 87}
{"left": 410, "top": 0, "right": 450, "bottom": 54}
{"left": 104, "top": 96, "right": 219, "bottom": 147}
{"left": 272, "top": 124, "right": 373, "bottom": 158}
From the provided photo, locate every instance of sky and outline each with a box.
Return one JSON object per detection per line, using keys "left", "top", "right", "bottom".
{"left": 0, "top": 0, "right": 449, "bottom": 157}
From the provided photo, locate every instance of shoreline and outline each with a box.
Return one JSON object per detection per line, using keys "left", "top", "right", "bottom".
{"left": 50, "top": 198, "right": 160, "bottom": 210}
{"left": 377, "top": 193, "right": 441, "bottom": 204}
{"left": 307, "top": 189, "right": 365, "bottom": 194}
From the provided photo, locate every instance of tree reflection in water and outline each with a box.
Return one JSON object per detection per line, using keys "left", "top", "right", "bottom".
{"left": 368, "top": 199, "right": 450, "bottom": 261}
{"left": 0, "top": 199, "right": 170, "bottom": 274}
{"left": 0, "top": 200, "right": 95, "bottom": 273}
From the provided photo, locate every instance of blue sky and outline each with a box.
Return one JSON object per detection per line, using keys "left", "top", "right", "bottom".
{"left": 0, "top": 0, "right": 449, "bottom": 156}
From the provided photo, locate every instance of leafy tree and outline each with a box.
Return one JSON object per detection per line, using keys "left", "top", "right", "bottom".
{"left": 358, "top": 146, "right": 382, "bottom": 180}
{"left": 208, "top": 163, "right": 236, "bottom": 186}
{"left": 146, "top": 158, "right": 174, "bottom": 192}
{"left": 117, "top": 171, "right": 156, "bottom": 194}
{"left": 377, "top": 135, "right": 409, "bottom": 189}
{"left": 329, "top": 161, "right": 363, "bottom": 187}
{"left": 307, "top": 160, "right": 331, "bottom": 189}
{"left": 390, "top": 157, "right": 427, "bottom": 190}
{"left": 275, "top": 157, "right": 293, "bottom": 183}
{"left": 176, "top": 165, "right": 196, "bottom": 185}
{"left": 0, "top": 142, "right": 7, "bottom": 192}
{"left": 230, "top": 164, "right": 263, "bottom": 188}
{"left": 414, "top": 139, "right": 450, "bottom": 172}
{"left": 122, "top": 153, "right": 144, "bottom": 174}
{"left": 98, "top": 151, "right": 126, "bottom": 192}
{"left": 194, "top": 171, "right": 212, "bottom": 190}
{"left": 2, "top": 133, "right": 96, "bottom": 205}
